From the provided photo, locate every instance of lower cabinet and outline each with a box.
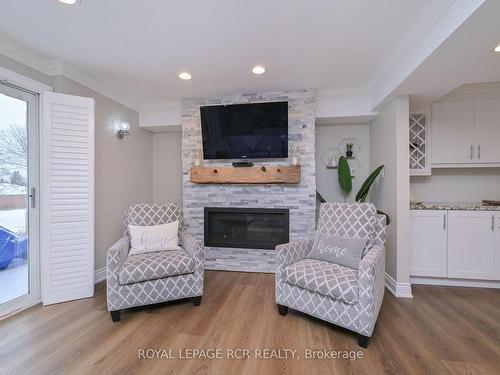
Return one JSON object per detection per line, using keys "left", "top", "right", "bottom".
{"left": 410, "top": 210, "right": 448, "bottom": 277}
{"left": 447, "top": 211, "right": 496, "bottom": 280}
{"left": 411, "top": 210, "right": 500, "bottom": 281}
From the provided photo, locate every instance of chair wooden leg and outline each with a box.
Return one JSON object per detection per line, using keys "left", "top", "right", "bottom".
{"left": 192, "top": 296, "right": 202, "bottom": 306}
{"left": 110, "top": 310, "right": 121, "bottom": 322}
{"left": 277, "top": 304, "right": 288, "bottom": 316}
{"left": 357, "top": 334, "right": 369, "bottom": 348}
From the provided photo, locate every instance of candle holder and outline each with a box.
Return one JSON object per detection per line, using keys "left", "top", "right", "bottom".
{"left": 192, "top": 150, "right": 203, "bottom": 167}
{"left": 289, "top": 146, "right": 301, "bottom": 166}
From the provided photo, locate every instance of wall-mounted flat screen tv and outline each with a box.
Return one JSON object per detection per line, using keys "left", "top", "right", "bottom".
{"left": 200, "top": 101, "right": 288, "bottom": 159}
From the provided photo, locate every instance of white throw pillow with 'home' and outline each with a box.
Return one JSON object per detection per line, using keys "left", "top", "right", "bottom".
{"left": 128, "top": 221, "right": 181, "bottom": 255}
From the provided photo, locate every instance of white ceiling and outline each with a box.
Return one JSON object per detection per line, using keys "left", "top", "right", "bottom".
{"left": 0, "top": 0, "right": 429, "bottom": 108}
{"left": 392, "top": 0, "right": 500, "bottom": 111}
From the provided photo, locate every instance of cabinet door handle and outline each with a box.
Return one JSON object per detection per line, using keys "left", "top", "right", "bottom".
{"left": 477, "top": 145, "right": 481, "bottom": 159}
{"left": 470, "top": 145, "right": 473, "bottom": 160}
{"left": 492, "top": 215, "right": 495, "bottom": 232}
{"left": 443, "top": 214, "right": 447, "bottom": 230}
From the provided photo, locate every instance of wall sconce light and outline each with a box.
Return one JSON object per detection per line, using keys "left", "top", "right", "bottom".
{"left": 116, "top": 122, "right": 130, "bottom": 139}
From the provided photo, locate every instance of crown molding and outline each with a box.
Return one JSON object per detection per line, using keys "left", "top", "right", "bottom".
{"left": 369, "top": 0, "right": 486, "bottom": 110}
{"left": 0, "top": 37, "right": 139, "bottom": 111}
{"left": 0, "top": 37, "right": 57, "bottom": 76}
{"left": 0, "top": 65, "right": 53, "bottom": 93}
{"left": 56, "top": 62, "right": 140, "bottom": 111}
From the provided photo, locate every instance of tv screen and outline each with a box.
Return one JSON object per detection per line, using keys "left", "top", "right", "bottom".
{"left": 200, "top": 101, "right": 288, "bottom": 159}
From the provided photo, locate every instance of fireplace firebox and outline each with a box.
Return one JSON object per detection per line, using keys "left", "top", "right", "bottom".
{"left": 204, "top": 207, "right": 289, "bottom": 250}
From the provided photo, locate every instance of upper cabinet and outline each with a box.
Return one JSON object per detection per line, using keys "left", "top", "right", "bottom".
{"left": 473, "top": 99, "right": 500, "bottom": 163}
{"left": 431, "top": 101, "right": 474, "bottom": 165}
{"left": 432, "top": 99, "right": 500, "bottom": 167}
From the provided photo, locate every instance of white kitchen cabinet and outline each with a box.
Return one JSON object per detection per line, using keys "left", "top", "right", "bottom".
{"left": 431, "top": 101, "right": 474, "bottom": 165}
{"left": 410, "top": 210, "right": 448, "bottom": 277}
{"left": 473, "top": 99, "right": 500, "bottom": 163}
{"left": 447, "top": 211, "right": 496, "bottom": 280}
{"left": 495, "top": 212, "right": 500, "bottom": 280}
{"left": 431, "top": 98, "right": 500, "bottom": 167}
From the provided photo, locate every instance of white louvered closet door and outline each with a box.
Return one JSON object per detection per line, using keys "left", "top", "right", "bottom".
{"left": 41, "top": 92, "right": 95, "bottom": 305}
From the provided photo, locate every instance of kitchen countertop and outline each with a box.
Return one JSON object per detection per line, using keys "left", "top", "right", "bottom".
{"left": 410, "top": 202, "right": 500, "bottom": 211}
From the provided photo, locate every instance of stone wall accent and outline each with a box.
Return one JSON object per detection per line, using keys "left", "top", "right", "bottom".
{"left": 182, "top": 90, "right": 316, "bottom": 272}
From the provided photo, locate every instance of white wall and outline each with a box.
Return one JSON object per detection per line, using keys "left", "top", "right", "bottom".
{"left": 153, "top": 132, "right": 183, "bottom": 205}
{"left": 411, "top": 168, "right": 500, "bottom": 202}
{"left": 370, "top": 96, "right": 411, "bottom": 288}
{"left": 315, "top": 123, "right": 370, "bottom": 202}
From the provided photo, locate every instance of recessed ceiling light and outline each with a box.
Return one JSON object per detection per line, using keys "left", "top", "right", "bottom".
{"left": 178, "top": 72, "right": 192, "bottom": 80}
{"left": 494, "top": 44, "right": 500, "bottom": 52}
{"left": 252, "top": 66, "right": 266, "bottom": 75}
{"left": 58, "top": 0, "right": 79, "bottom": 4}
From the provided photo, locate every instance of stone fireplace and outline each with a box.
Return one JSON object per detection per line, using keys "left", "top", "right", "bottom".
{"left": 182, "top": 90, "right": 316, "bottom": 272}
{"left": 204, "top": 207, "right": 289, "bottom": 250}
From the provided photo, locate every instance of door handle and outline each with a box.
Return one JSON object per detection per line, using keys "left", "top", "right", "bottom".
{"left": 29, "top": 187, "right": 35, "bottom": 208}
{"left": 443, "top": 214, "right": 447, "bottom": 230}
{"left": 470, "top": 145, "right": 473, "bottom": 160}
{"left": 492, "top": 215, "right": 495, "bottom": 232}
{"left": 477, "top": 145, "right": 481, "bottom": 160}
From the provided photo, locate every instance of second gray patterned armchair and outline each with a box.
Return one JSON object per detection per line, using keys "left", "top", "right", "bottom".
{"left": 106, "top": 203, "right": 204, "bottom": 322}
{"left": 275, "top": 202, "right": 386, "bottom": 348}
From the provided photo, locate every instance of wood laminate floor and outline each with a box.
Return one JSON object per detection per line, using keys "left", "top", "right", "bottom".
{"left": 1, "top": 271, "right": 499, "bottom": 375}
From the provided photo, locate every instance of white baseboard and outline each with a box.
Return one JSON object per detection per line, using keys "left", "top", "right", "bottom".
{"left": 411, "top": 276, "right": 500, "bottom": 289}
{"left": 94, "top": 267, "right": 106, "bottom": 284}
{"left": 385, "top": 273, "right": 413, "bottom": 298}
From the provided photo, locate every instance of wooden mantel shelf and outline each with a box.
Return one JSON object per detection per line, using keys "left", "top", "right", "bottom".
{"left": 190, "top": 166, "right": 301, "bottom": 184}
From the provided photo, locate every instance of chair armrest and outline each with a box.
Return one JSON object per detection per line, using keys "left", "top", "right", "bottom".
{"left": 275, "top": 239, "right": 313, "bottom": 276}
{"left": 179, "top": 231, "right": 204, "bottom": 275}
{"left": 106, "top": 236, "right": 130, "bottom": 287}
{"left": 358, "top": 244, "right": 386, "bottom": 335}
{"left": 275, "top": 239, "right": 313, "bottom": 304}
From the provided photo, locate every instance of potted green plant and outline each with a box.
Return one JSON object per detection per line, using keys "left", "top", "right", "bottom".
{"left": 317, "top": 157, "right": 390, "bottom": 224}
{"left": 337, "top": 156, "right": 352, "bottom": 200}
{"left": 346, "top": 143, "right": 354, "bottom": 158}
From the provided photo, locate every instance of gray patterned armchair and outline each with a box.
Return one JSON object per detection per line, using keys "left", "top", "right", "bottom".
{"left": 106, "top": 203, "right": 204, "bottom": 322}
{"left": 275, "top": 202, "right": 386, "bottom": 348}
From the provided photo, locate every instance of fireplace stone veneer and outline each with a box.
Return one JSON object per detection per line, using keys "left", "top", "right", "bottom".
{"left": 182, "top": 90, "right": 316, "bottom": 273}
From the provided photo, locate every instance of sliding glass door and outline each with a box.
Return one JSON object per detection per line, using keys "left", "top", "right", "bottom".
{"left": 0, "top": 82, "right": 39, "bottom": 316}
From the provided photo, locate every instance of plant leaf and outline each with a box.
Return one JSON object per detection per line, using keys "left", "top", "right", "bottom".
{"left": 377, "top": 209, "right": 391, "bottom": 225}
{"left": 337, "top": 156, "right": 352, "bottom": 195}
{"left": 316, "top": 191, "right": 326, "bottom": 203}
{"left": 355, "top": 165, "right": 384, "bottom": 202}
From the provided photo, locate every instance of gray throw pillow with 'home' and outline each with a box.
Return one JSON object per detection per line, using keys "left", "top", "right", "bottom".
{"left": 306, "top": 232, "right": 368, "bottom": 270}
